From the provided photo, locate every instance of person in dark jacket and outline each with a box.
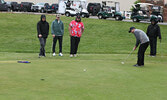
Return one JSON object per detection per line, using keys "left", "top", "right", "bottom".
{"left": 51, "top": 14, "right": 64, "bottom": 56}
{"left": 37, "top": 15, "right": 49, "bottom": 57}
{"left": 129, "top": 27, "right": 149, "bottom": 67}
{"left": 146, "top": 18, "right": 162, "bottom": 57}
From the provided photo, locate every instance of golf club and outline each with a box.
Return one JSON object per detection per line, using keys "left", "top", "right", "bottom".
{"left": 121, "top": 50, "right": 134, "bottom": 64}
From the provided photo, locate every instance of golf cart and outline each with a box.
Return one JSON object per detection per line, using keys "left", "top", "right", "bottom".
{"left": 151, "top": 5, "right": 163, "bottom": 22}
{"left": 131, "top": 3, "right": 158, "bottom": 22}
{"left": 64, "top": 0, "right": 89, "bottom": 18}
{"left": 97, "top": 1, "right": 124, "bottom": 21}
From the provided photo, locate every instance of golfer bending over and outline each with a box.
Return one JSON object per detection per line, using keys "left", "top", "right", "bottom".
{"left": 69, "top": 15, "right": 84, "bottom": 57}
{"left": 37, "top": 15, "right": 49, "bottom": 57}
{"left": 129, "top": 27, "right": 149, "bottom": 67}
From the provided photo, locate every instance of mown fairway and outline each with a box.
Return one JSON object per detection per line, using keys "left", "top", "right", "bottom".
{"left": 0, "top": 13, "right": 167, "bottom": 100}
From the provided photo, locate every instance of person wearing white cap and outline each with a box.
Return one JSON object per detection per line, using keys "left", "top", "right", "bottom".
{"left": 51, "top": 14, "right": 64, "bottom": 56}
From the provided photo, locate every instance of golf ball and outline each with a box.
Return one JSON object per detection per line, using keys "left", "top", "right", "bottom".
{"left": 121, "top": 62, "right": 125, "bottom": 64}
{"left": 83, "top": 69, "right": 86, "bottom": 72}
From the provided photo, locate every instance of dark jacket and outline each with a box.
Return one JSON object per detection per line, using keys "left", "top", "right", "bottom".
{"left": 37, "top": 15, "right": 49, "bottom": 38}
{"left": 51, "top": 19, "right": 64, "bottom": 36}
{"left": 146, "top": 24, "right": 161, "bottom": 39}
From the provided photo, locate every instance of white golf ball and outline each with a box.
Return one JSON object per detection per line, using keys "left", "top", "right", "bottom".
{"left": 83, "top": 69, "right": 86, "bottom": 72}
{"left": 121, "top": 62, "right": 124, "bottom": 64}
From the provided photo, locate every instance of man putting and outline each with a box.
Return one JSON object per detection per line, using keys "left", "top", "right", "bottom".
{"left": 129, "top": 27, "right": 149, "bottom": 67}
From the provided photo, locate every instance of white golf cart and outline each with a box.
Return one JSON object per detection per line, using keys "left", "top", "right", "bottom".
{"left": 58, "top": 0, "right": 89, "bottom": 18}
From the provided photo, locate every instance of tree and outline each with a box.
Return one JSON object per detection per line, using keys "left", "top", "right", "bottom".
{"left": 130, "top": 0, "right": 140, "bottom": 11}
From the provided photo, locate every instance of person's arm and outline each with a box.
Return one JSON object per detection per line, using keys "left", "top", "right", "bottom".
{"left": 157, "top": 25, "right": 162, "bottom": 41}
{"left": 47, "top": 22, "right": 49, "bottom": 36}
{"left": 62, "top": 22, "right": 64, "bottom": 35}
{"left": 146, "top": 25, "right": 150, "bottom": 36}
{"left": 51, "top": 21, "right": 55, "bottom": 38}
{"left": 37, "top": 22, "right": 42, "bottom": 38}
{"left": 82, "top": 25, "right": 84, "bottom": 34}
{"left": 133, "top": 39, "right": 140, "bottom": 51}
{"left": 134, "top": 32, "right": 140, "bottom": 50}
{"left": 68, "top": 25, "right": 72, "bottom": 36}
{"left": 133, "top": 46, "right": 137, "bottom": 51}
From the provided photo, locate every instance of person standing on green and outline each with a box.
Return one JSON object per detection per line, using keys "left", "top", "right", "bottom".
{"left": 51, "top": 14, "right": 64, "bottom": 56}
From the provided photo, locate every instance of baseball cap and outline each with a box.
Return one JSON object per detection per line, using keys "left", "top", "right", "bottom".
{"left": 129, "top": 27, "right": 135, "bottom": 33}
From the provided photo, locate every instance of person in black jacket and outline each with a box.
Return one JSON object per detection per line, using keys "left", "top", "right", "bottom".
{"left": 146, "top": 18, "right": 161, "bottom": 57}
{"left": 37, "top": 15, "right": 49, "bottom": 57}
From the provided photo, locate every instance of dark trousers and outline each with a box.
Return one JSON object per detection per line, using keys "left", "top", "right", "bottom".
{"left": 52, "top": 36, "right": 63, "bottom": 53}
{"left": 137, "top": 42, "right": 149, "bottom": 66}
{"left": 39, "top": 38, "right": 46, "bottom": 56}
{"left": 149, "top": 37, "right": 157, "bottom": 56}
{"left": 70, "top": 36, "right": 80, "bottom": 54}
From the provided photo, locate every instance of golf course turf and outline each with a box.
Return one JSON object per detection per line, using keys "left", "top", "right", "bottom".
{"left": 0, "top": 13, "right": 167, "bottom": 100}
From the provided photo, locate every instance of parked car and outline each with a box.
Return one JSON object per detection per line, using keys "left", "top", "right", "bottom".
{"left": 0, "top": 0, "right": 11, "bottom": 12}
{"left": 31, "top": 3, "right": 49, "bottom": 13}
{"left": 44, "top": 3, "right": 58, "bottom": 13}
{"left": 6, "top": 1, "right": 19, "bottom": 11}
{"left": 87, "top": 3, "right": 101, "bottom": 16}
{"left": 20, "top": 2, "right": 34, "bottom": 12}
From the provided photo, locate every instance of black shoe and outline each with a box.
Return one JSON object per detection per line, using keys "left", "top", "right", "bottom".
{"left": 133, "top": 64, "right": 142, "bottom": 67}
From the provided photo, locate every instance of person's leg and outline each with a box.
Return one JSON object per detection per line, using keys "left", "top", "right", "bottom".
{"left": 43, "top": 38, "right": 47, "bottom": 56}
{"left": 39, "top": 38, "right": 45, "bottom": 56}
{"left": 70, "top": 36, "right": 75, "bottom": 55}
{"left": 152, "top": 38, "right": 157, "bottom": 56}
{"left": 149, "top": 38, "right": 154, "bottom": 55}
{"left": 52, "top": 36, "right": 58, "bottom": 53}
{"left": 137, "top": 42, "right": 149, "bottom": 66}
{"left": 74, "top": 37, "right": 80, "bottom": 54}
{"left": 58, "top": 36, "right": 63, "bottom": 53}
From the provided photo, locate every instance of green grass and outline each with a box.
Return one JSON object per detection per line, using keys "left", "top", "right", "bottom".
{"left": 0, "top": 13, "right": 167, "bottom": 54}
{"left": 0, "top": 13, "right": 167, "bottom": 100}
{"left": 0, "top": 52, "right": 167, "bottom": 100}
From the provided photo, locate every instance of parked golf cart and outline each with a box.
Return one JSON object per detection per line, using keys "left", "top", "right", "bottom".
{"left": 151, "top": 5, "right": 163, "bottom": 22}
{"left": 131, "top": 3, "right": 162, "bottom": 22}
{"left": 65, "top": 0, "right": 89, "bottom": 18}
{"left": 97, "top": 1, "right": 124, "bottom": 21}
{"left": 87, "top": 3, "right": 101, "bottom": 16}
{"left": 58, "top": 0, "right": 89, "bottom": 18}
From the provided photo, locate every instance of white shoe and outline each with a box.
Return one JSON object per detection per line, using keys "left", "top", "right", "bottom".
{"left": 74, "top": 54, "right": 77, "bottom": 57}
{"left": 53, "top": 53, "right": 56, "bottom": 56}
{"left": 70, "top": 54, "right": 73, "bottom": 57}
{"left": 59, "top": 53, "right": 63, "bottom": 56}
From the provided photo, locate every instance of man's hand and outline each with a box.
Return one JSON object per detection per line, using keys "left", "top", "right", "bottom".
{"left": 52, "top": 34, "right": 55, "bottom": 38}
{"left": 133, "top": 46, "right": 137, "bottom": 51}
{"left": 39, "top": 34, "right": 42, "bottom": 38}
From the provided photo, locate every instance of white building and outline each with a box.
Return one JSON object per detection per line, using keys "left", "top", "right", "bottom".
{"left": 5, "top": 0, "right": 136, "bottom": 11}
